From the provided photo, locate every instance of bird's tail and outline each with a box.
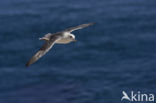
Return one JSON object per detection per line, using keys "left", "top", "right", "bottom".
{"left": 39, "top": 37, "right": 49, "bottom": 41}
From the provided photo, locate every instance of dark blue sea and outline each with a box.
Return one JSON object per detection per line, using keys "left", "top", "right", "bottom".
{"left": 0, "top": 0, "right": 156, "bottom": 103}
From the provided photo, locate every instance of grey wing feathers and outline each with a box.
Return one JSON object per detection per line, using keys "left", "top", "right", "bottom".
{"left": 64, "top": 23, "right": 95, "bottom": 32}
{"left": 26, "top": 36, "right": 59, "bottom": 67}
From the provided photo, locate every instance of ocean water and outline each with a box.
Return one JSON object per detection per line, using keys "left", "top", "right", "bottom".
{"left": 0, "top": 0, "right": 156, "bottom": 103}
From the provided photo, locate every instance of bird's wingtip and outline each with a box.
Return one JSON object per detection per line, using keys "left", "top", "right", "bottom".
{"left": 89, "top": 22, "right": 96, "bottom": 25}
{"left": 25, "top": 61, "right": 31, "bottom": 67}
{"left": 25, "top": 62, "right": 30, "bottom": 67}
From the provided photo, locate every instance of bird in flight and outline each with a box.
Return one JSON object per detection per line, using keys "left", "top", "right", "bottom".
{"left": 26, "top": 23, "right": 95, "bottom": 67}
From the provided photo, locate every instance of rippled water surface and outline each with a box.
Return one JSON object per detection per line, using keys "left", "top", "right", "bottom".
{"left": 0, "top": 0, "right": 156, "bottom": 103}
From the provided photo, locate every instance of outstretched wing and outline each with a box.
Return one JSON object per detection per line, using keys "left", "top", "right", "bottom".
{"left": 64, "top": 23, "right": 95, "bottom": 33}
{"left": 26, "top": 35, "right": 60, "bottom": 67}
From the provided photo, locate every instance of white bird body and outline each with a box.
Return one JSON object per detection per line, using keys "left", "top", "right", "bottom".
{"left": 56, "top": 32, "right": 75, "bottom": 44}
{"left": 26, "top": 23, "right": 95, "bottom": 67}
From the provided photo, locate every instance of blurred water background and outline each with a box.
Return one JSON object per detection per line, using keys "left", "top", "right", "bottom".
{"left": 0, "top": 0, "right": 156, "bottom": 103}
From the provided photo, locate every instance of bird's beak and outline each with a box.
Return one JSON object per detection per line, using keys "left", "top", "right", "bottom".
{"left": 73, "top": 39, "right": 77, "bottom": 42}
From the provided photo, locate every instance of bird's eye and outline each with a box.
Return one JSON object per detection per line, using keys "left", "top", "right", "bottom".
{"left": 69, "top": 36, "right": 73, "bottom": 38}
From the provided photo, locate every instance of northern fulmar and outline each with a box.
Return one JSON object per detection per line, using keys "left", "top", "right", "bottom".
{"left": 26, "top": 23, "right": 95, "bottom": 67}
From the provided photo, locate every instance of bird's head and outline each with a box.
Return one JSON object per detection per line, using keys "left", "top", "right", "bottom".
{"left": 68, "top": 34, "right": 77, "bottom": 42}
